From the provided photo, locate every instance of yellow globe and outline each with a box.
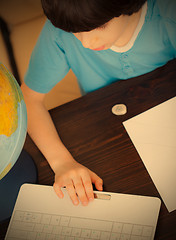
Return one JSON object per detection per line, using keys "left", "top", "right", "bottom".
{"left": 0, "top": 63, "right": 27, "bottom": 179}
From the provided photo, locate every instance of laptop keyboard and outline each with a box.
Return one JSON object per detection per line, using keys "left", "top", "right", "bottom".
{"left": 6, "top": 210, "right": 154, "bottom": 240}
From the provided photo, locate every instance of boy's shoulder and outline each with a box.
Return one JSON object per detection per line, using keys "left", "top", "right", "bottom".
{"left": 156, "top": 0, "right": 176, "bottom": 22}
{"left": 44, "top": 19, "right": 65, "bottom": 36}
{"left": 40, "top": 19, "right": 71, "bottom": 47}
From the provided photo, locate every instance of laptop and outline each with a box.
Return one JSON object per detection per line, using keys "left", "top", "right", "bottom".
{"left": 5, "top": 183, "right": 161, "bottom": 240}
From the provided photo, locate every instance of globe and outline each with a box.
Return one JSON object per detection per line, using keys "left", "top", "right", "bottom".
{"left": 0, "top": 63, "right": 27, "bottom": 180}
{"left": 0, "top": 63, "right": 37, "bottom": 222}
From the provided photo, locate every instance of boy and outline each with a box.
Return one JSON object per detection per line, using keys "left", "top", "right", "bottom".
{"left": 21, "top": 0, "right": 176, "bottom": 206}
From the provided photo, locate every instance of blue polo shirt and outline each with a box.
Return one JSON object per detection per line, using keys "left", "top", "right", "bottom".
{"left": 25, "top": 0, "right": 176, "bottom": 94}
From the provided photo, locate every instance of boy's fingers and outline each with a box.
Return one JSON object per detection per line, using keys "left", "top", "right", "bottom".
{"left": 90, "top": 172, "right": 103, "bottom": 191}
{"left": 73, "top": 177, "right": 89, "bottom": 206}
{"left": 53, "top": 167, "right": 102, "bottom": 206}
{"left": 53, "top": 182, "right": 64, "bottom": 198}
{"left": 66, "top": 181, "right": 79, "bottom": 205}
{"left": 81, "top": 174, "right": 94, "bottom": 201}
{"left": 54, "top": 181, "right": 79, "bottom": 205}
{"left": 95, "top": 178, "right": 103, "bottom": 191}
{"left": 95, "top": 181, "right": 103, "bottom": 191}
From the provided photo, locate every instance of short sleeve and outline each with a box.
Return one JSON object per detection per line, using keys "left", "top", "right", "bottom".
{"left": 158, "top": 0, "right": 176, "bottom": 51}
{"left": 24, "top": 20, "right": 70, "bottom": 93}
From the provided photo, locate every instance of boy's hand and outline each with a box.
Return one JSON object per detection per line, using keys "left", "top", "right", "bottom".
{"left": 53, "top": 160, "right": 103, "bottom": 206}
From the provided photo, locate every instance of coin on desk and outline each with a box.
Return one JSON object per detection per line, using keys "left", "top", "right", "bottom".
{"left": 112, "top": 104, "right": 127, "bottom": 115}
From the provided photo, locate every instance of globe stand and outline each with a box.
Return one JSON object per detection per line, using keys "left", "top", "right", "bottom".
{"left": 0, "top": 149, "right": 37, "bottom": 222}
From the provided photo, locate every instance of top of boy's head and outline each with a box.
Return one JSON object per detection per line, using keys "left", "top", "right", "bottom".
{"left": 41, "top": 0, "right": 146, "bottom": 33}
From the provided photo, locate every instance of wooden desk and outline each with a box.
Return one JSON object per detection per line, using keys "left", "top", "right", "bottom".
{"left": 1, "top": 59, "right": 176, "bottom": 239}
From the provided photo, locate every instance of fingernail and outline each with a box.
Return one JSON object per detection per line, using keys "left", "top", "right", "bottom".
{"left": 89, "top": 198, "right": 94, "bottom": 201}
{"left": 74, "top": 200, "right": 79, "bottom": 205}
{"left": 82, "top": 202, "right": 88, "bottom": 206}
{"left": 58, "top": 194, "right": 63, "bottom": 198}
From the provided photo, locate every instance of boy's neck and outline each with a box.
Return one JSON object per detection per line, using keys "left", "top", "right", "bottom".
{"left": 114, "top": 8, "right": 142, "bottom": 48}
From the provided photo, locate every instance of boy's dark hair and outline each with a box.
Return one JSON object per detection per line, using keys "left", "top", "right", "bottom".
{"left": 41, "top": 0, "right": 146, "bottom": 33}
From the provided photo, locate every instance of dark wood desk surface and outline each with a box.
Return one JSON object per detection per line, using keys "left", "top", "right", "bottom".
{"left": 1, "top": 59, "right": 176, "bottom": 239}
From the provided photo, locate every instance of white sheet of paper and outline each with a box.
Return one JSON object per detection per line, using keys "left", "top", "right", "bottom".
{"left": 123, "top": 97, "right": 176, "bottom": 212}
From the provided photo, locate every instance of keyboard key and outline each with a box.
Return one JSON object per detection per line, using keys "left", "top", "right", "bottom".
{"left": 100, "top": 231, "right": 111, "bottom": 240}
{"left": 141, "top": 237, "right": 151, "bottom": 240}
{"left": 55, "top": 236, "right": 65, "bottom": 240}
{"left": 11, "top": 220, "right": 22, "bottom": 229}
{"left": 52, "top": 225, "right": 62, "bottom": 234}
{"left": 34, "top": 223, "right": 44, "bottom": 232}
{"left": 142, "top": 226, "right": 153, "bottom": 237}
{"left": 62, "top": 226, "right": 72, "bottom": 236}
{"left": 50, "top": 215, "right": 61, "bottom": 225}
{"left": 45, "top": 233, "right": 55, "bottom": 240}
{"left": 11, "top": 220, "right": 35, "bottom": 231}
{"left": 81, "top": 229, "right": 91, "bottom": 238}
{"left": 41, "top": 214, "right": 51, "bottom": 224}
{"left": 23, "top": 212, "right": 42, "bottom": 223}
{"left": 43, "top": 224, "right": 53, "bottom": 233}
{"left": 5, "top": 238, "right": 15, "bottom": 240}
{"left": 132, "top": 225, "right": 143, "bottom": 236}
{"left": 27, "top": 231, "right": 37, "bottom": 240}
{"left": 122, "top": 224, "right": 133, "bottom": 234}
{"left": 8, "top": 229, "right": 28, "bottom": 239}
{"left": 110, "top": 232, "right": 121, "bottom": 240}
{"left": 70, "top": 217, "right": 112, "bottom": 231}
{"left": 14, "top": 211, "right": 24, "bottom": 221}
{"left": 112, "top": 223, "right": 123, "bottom": 233}
{"left": 23, "top": 212, "right": 34, "bottom": 222}
{"left": 120, "top": 233, "right": 130, "bottom": 240}
{"left": 130, "top": 236, "right": 142, "bottom": 240}
{"left": 60, "top": 216, "right": 70, "bottom": 226}
{"left": 91, "top": 230, "right": 101, "bottom": 239}
{"left": 74, "top": 238, "right": 85, "bottom": 240}
{"left": 71, "top": 228, "right": 81, "bottom": 237}
{"left": 36, "top": 232, "right": 46, "bottom": 240}
{"left": 31, "top": 213, "right": 42, "bottom": 223}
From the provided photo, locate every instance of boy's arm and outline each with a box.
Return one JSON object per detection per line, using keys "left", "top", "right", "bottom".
{"left": 21, "top": 82, "right": 103, "bottom": 205}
